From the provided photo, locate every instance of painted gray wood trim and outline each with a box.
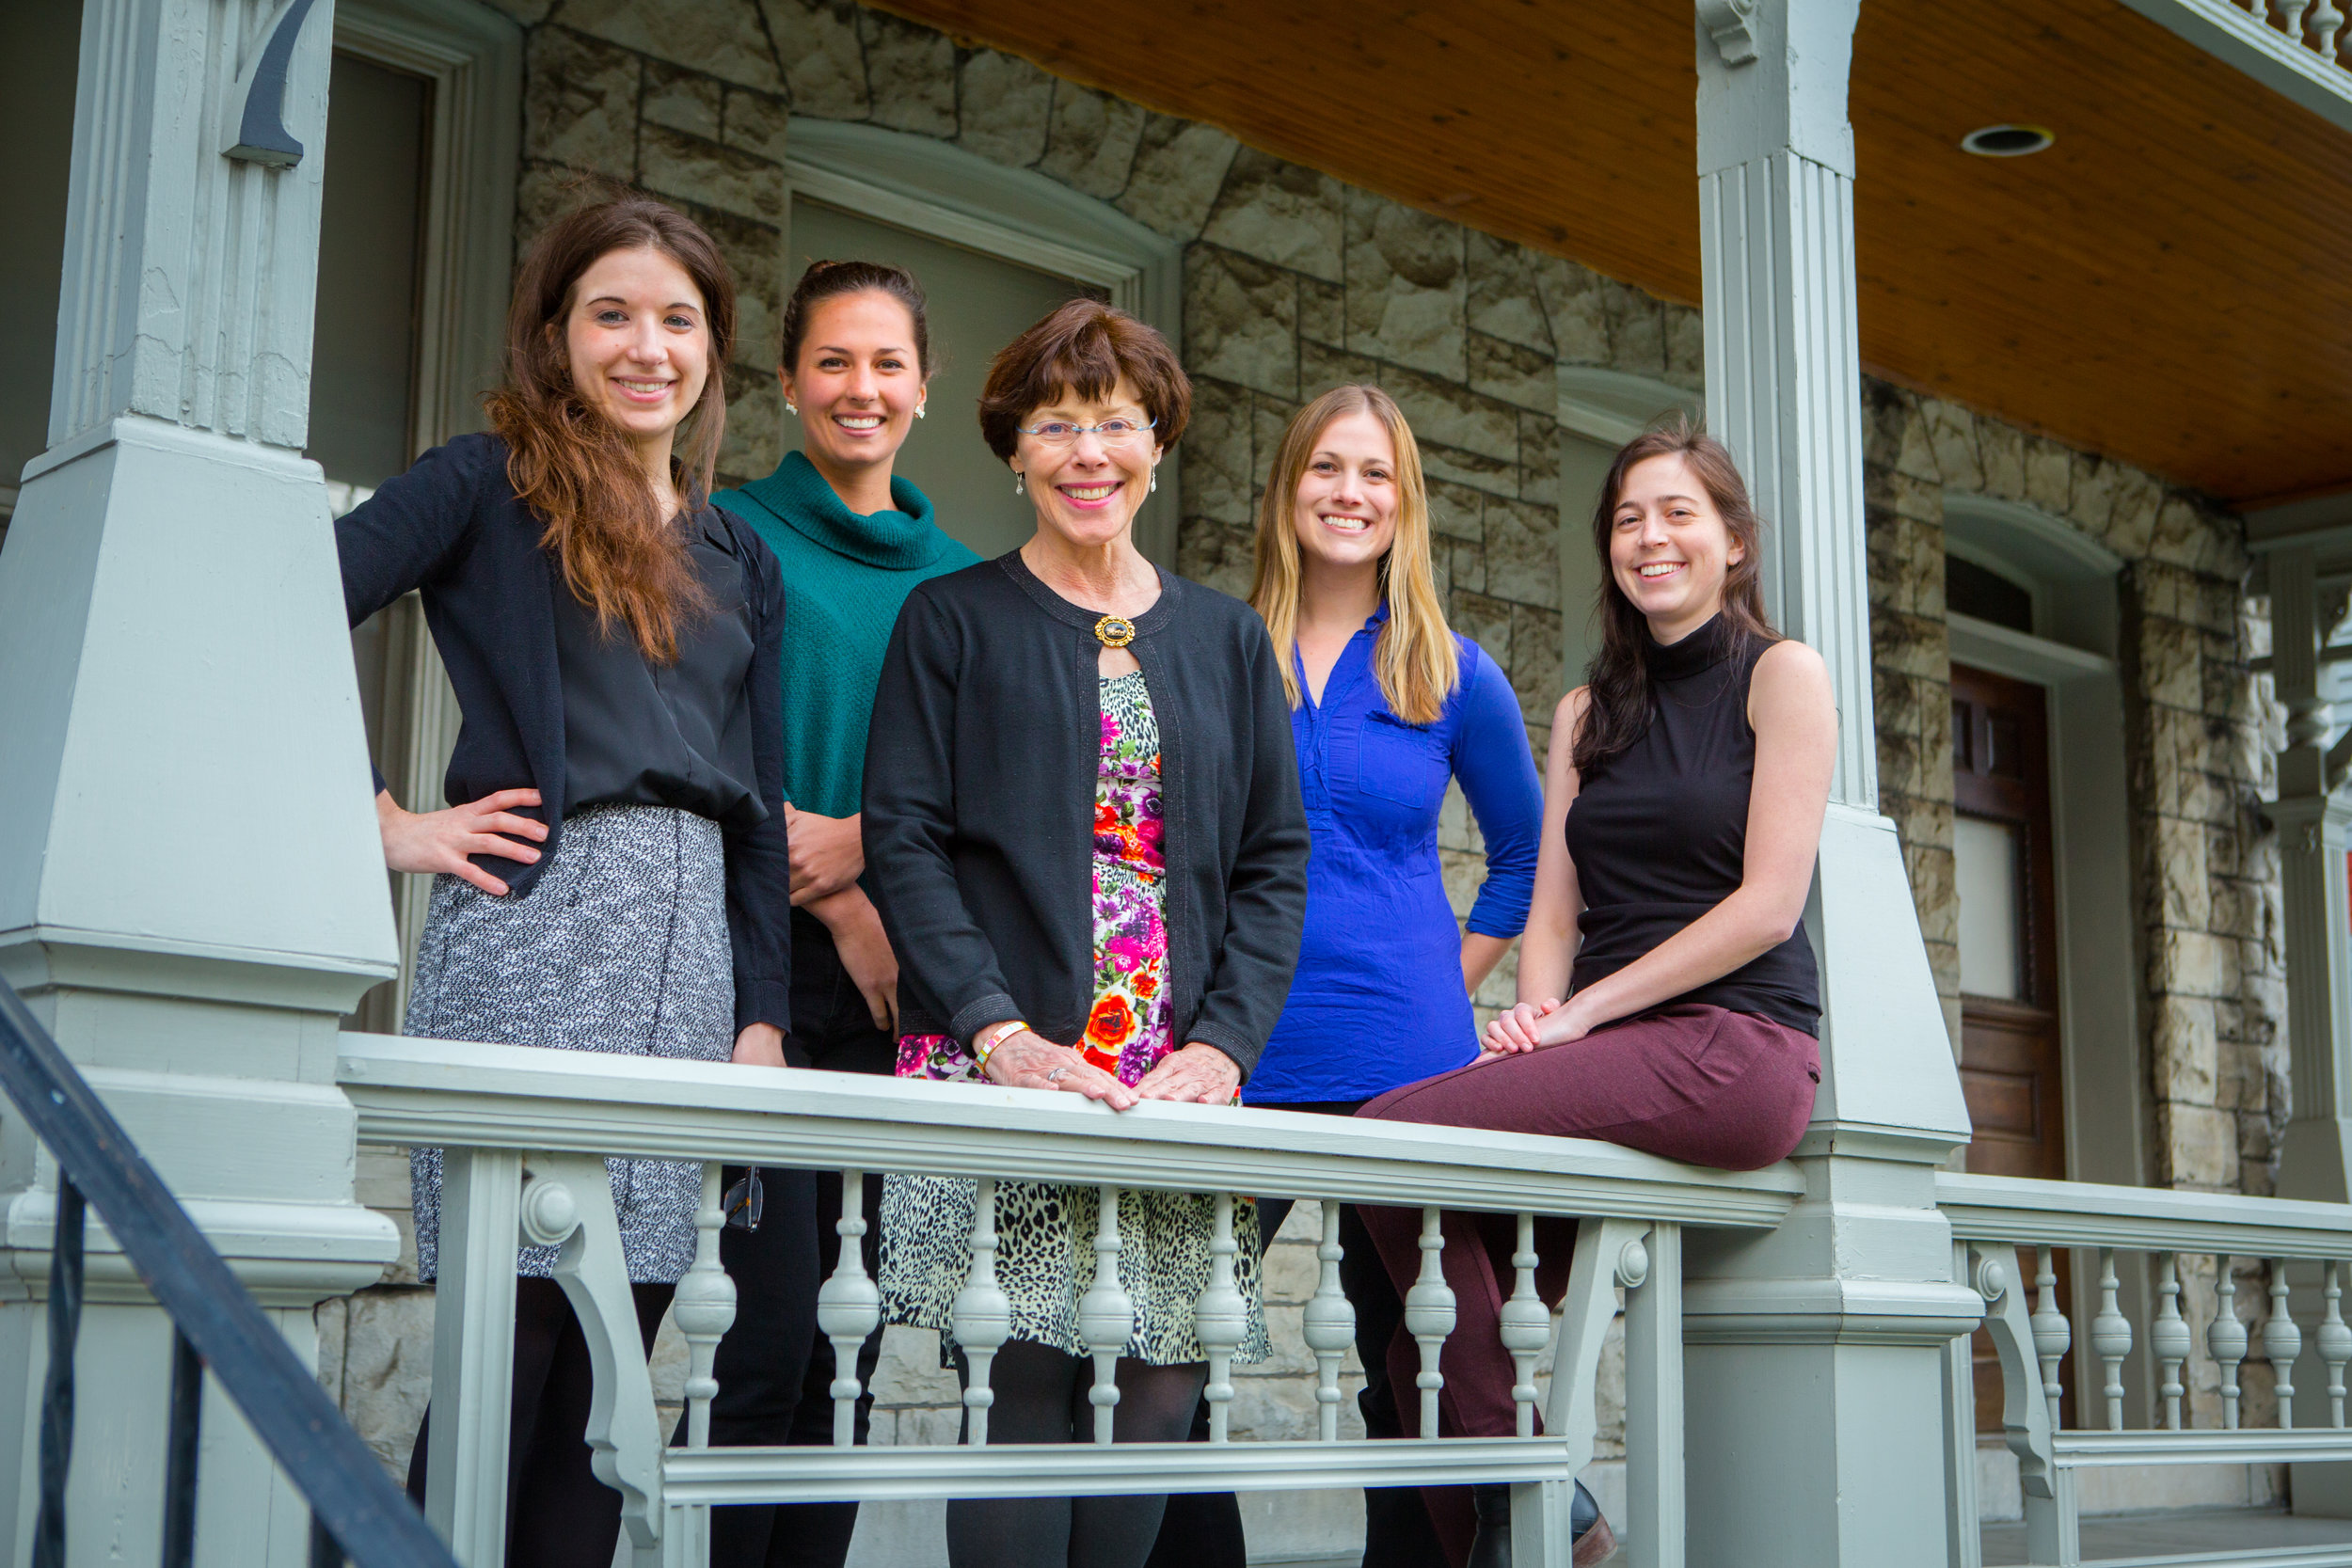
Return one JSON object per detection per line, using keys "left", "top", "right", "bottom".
{"left": 336, "top": 1034, "right": 1804, "bottom": 1222}
{"left": 784, "top": 118, "right": 1184, "bottom": 564}
{"left": 2055, "top": 1429, "right": 2352, "bottom": 1466}
{"left": 333, "top": 0, "right": 522, "bottom": 456}
{"left": 661, "top": 1436, "right": 1580, "bottom": 1504}
{"left": 1938, "top": 1170, "right": 2352, "bottom": 1255}
{"left": 50, "top": 0, "right": 338, "bottom": 450}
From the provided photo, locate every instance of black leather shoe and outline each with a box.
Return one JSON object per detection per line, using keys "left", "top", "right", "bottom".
{"left": 1467, "top": 1484, "right": 1513, "bottom": 1568}
{"left": 1464, "top": 1481, "right": 1618, "bottom": 1567}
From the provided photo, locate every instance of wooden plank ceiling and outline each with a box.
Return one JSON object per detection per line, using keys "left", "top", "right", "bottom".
{"left": 866, "top": 0, "right": 2352, "bottom": 507}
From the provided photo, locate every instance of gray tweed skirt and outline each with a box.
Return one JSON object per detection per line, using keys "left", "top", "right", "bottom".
{"left": 404, "top": 802, "right": 733, "bottom": 1284}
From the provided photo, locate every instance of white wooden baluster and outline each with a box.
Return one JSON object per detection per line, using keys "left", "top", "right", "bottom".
{"left": 1405, "top": 1207, "right": 1456, "bottom": 1439}
{"left": 953, "top": 1178, "right": 1013, "bottom": 1446}
{"left": 2280, "top": 0, "right": 2312, "bottom": 50}
{"left": 2210, "top": 1255, "right": 2249, "bottom": 1430}
{"left": 2315, "top": 0, "right": 2346, "bottom": 61}
{"left": 667, "top": 1165, "right": 735, "bottom": 1568}
{"left": 1194, "top": 1194, "right": 1247, "bottom": 1442}
{"left": 2153, "top": 1253, "right": 2191, "bottom": 1431}
{"left": 2265, "top": 1258, "right": 2302, "bottom": 1429}
{"left": 1300, "top": 1199, "right": 1355, "bottom": 1443}
{"left": 817, "top": 1169, "right": 882, "bottom": 1447}
{"left": 1078, "top": 1185, "right": 1135, "bottom": 1445}
{"left": 1498, "top": 1212, "right": 1549, "bottom": 1439}
{"left": 673, "top": 1165, "right": 736, "bottom": 1449}
{"left": 2090, "top": 1248, "right": 2131, "bottom": 1432}
{"left": 2031, "top": 1246, "right": 2072, "bottom": 1433}
{"left": 2322, "top": 1260, "right": 2351, "bottom": 1428}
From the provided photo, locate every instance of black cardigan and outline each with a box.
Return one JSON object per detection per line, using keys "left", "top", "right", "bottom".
{"left": 863, "top": 553, "right": 1310, "bottom": 1081}
{"left": 335, "top": 433, "right": 793, "bottom": 1034}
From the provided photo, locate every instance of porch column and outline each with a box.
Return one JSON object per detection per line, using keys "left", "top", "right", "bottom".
{"left": 0, "top": 0, "right": 398, "bottom": 1560}
{"left": 2271, "top": 549, "right": 2352, "bottom": 1206}
{"left": 1683, "top": 3, "right": 1982, "bottom": 1564}
{"left": 2264, "top": 549, "right": 2352, "bottom": 1513}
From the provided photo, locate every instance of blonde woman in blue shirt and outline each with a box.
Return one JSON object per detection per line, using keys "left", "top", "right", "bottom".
{"left": 1149, "top": 384, "right": 1543, "bottom": 1568}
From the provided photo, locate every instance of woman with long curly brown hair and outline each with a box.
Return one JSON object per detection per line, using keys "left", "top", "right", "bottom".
{"left": 334, "top": 194, "right": 793, "bottom": 1568}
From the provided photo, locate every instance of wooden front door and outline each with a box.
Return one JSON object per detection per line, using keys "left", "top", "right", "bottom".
{"left": 1951, "top": 664, "right": 2071, "bottom": 1431}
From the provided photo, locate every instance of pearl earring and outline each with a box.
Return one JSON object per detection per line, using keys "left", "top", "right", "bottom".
{"left": 1150, "top": 471, "right": 1158, "bottom": 495}
{"left": 785, "top": 401, "right": 797, "bottom": 416}
{"left": 1014, "top": 471, "right": 1025, "bottom": 496}
{"left": 915, "top": 404, "right": 927, "bottom": 420}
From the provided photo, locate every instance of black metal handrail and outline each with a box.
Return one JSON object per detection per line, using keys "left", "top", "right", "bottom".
{"left": 0, "top": 977, "right": 458, "bottom": 1568}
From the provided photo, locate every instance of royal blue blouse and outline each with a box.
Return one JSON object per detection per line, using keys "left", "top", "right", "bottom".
{"left": 1245, "top": 610, "right": 1545, "bottom": 1103}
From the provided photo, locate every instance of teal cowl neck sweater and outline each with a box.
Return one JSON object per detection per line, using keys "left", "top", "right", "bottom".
{"left": 719, "top": 451, "right": 981, "bottom": 818}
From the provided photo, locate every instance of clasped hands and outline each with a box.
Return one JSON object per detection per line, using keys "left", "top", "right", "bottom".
{"left": 1479, "top": 993, "right": 1596, "bottom": 1060}
{"left": 980, "top": 1031, "right": 1239, "bottom": 1110}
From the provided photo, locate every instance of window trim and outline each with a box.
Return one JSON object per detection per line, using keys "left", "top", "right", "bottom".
{"left": 334, "top": 0, "right": 521, "bottom": 459}
{"left": 785, "top": 118, "right": 1184, "bottom": 562}
{"left": 330, "top": 0, "right": 517, "bottom": 1028}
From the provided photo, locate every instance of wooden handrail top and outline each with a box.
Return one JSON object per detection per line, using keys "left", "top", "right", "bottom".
{"left": 1940, "top": 1169, "right": 2352, "bottom": 1257}
{"left": 337, "top": 1032, "right": 1803, "bottom": 1226}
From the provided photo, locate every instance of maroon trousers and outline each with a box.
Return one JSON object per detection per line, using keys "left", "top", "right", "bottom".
{"left": 1357, "top": 1005, "right": 1819, "bottom": 1563}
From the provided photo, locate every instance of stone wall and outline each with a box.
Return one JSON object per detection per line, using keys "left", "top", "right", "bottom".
{"left": 318, "top": 0, "right": 2288, "bottom": 1529}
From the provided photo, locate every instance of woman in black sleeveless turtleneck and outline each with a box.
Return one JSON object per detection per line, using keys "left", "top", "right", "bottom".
{"left": 1357, "top": 422, "right": 1835, "bottom": 1568}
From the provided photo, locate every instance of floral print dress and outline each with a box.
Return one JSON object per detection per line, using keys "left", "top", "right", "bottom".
{"left": 880, "top": 673, "right": 1269, "bottom": 1366}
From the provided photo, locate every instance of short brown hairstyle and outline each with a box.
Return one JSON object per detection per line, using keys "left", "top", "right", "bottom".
{"left": 977, "top": 298, "right": 1190, "bottom": 460}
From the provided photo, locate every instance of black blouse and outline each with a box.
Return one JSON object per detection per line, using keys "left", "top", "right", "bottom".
{"left": 335, "top": 434, "right": 792, "bottom": 1034}
{"left": 1563, "top": 614, "right": 1820, "bottom": 1035}
{"left": 554, "top": 507, "right": 764, "bottom": 829}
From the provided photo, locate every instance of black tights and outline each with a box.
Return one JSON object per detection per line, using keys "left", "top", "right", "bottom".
{"left": 947, "top": 1339, "right": 1206, "bottom": 1568}
{"left": 406, "top": 1277, "right": 673, "bottom": 1568}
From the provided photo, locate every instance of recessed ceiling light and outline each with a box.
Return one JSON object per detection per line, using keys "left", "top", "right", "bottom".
{"left": 1962, "top": 124, "right": 2055, "bottom": 157}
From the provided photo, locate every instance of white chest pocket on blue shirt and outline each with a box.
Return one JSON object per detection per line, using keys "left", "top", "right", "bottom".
{"left": 1354, "top": 710, "right": 1450, "bottom": 814}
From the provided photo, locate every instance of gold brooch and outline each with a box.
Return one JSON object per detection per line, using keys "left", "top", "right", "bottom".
{"left": 1094, "top": 615, "right": 1136, "bottom": 648}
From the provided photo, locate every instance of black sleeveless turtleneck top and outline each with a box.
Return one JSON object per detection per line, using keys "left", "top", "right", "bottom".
{"left": 1562, "top": 614, "right": 1820, "bottom": 1035}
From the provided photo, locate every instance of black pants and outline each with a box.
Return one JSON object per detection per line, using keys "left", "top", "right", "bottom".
{"left": 1144, "top": 1101, "right": 1449, "bottom": 1568}
{"left": 948, "top": 1340, "right": 1208, "bottom": 1568}
{"left": 700, "top": 911, "right": 895, "bottom": 1568}
{"left": 406, "top": 1277, "right": 673, "bottom": 1568}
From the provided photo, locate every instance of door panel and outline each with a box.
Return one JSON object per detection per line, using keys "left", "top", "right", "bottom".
{"left": 1953, "top": 663, "right": 2071, "bottom": 1431}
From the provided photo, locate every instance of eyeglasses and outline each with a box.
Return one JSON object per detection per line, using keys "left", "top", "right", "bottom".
{"left": 1015, "top": 416, "right": 1157, "bottom": 449}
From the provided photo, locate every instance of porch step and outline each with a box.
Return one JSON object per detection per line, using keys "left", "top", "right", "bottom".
{"left": 1979, "top": 1506, "right": 2352, "bottom": 1566}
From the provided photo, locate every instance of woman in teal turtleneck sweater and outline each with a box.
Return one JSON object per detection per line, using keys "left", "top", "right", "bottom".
{"left": 701, "top": 260, "right": 977, "bottom": 1568}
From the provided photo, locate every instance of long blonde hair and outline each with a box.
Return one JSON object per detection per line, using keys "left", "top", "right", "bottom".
{"left": 1248, "top": 385, "right": 1459, "bottom": 723}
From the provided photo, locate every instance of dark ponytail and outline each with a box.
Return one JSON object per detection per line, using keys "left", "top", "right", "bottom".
{"left": 779, "top": 260, "right": 930, "bottom": 376}
{"left": 1572, "top": 418, "right": 1780, "bottom": 780}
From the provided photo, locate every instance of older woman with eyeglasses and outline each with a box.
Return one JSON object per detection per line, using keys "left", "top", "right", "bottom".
{"left": 864, "top": 298, "right": 1311, "bottom": 1568}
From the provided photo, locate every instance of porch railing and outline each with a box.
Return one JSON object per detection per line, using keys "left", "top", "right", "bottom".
{"left": 334, "top": 1032, "right": 1808, "bottom": 1568}
{"left": 0, "top": 979, "right": 456, "bottom": 1568}
{"left": 1942, "top": 1169, "right": 2352, "bottom": 1568}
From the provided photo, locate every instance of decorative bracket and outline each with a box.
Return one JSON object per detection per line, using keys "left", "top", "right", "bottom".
{"left": 1697, "top": 0, "right": 1761, "bottom": 65}
{"left": 526, "top": 1153, "right": 666, "bottom": 1553}
{"left": 1968, "top": 1241, "right": 2058, "bottom": 1498}
{"left": 223, "top": 0, "right": 324, "bottom": 166}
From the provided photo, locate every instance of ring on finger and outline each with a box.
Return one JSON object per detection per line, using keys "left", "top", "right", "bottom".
{"left": 1046, "top": 1066, "right": 1070, "bottom": 1083}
